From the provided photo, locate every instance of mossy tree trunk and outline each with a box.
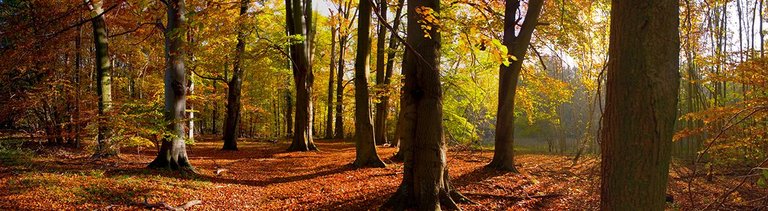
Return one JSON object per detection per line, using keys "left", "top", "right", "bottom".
{"left": 88, "top": 0, "right": 116, "bottom": 158}
{"left": 148, "top": 0, "right": 193, "bottom": 171}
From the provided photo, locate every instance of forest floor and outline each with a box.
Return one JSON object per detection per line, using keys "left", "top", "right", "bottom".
{"left": 0, "top": 137, "right": 766, "bottom": 210}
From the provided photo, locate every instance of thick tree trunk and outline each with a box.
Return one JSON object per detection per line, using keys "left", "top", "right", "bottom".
{"left": 600, "top": 0, "right": 680, "bottom": 209}
{"left": 334, "top": 37, "right": 346, "bottom": 139}
{"left": 148, "top": 0, "right": 194, "bottom": 171}
{"left": 488, "top": 0, "right": 544, "bottom": 172}
{"left": 89, "top": 0, "right": 116, "bottom": 158}
{"left": 286, "top": 0, "right": 318, "bottom": 151}
{"left": 373, "top": 0, "right": 388, "bottom": 146}
{"left": 352, "top": 0, "right": 386, "bottom": 168}
{"left": 325, "top": 27, "right": 337, "bottom": 139}
{"left": 382, "top": 0, "right": 469, "bottom": 209}
{"left": 222, "top": 0, "right": 250, "bottom": 151}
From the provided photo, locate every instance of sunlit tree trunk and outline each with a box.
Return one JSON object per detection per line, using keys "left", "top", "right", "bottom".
{"left": 382, "top": 0, "right": 470, "bottom": 209}
{"left": 88, "top": 0, "right": 116, "bottom": 157}
{"left": 286, "top": 0, "right": 318, "bottom": 151}
{"left": 148, "top": 0, "right": 193, "bottom": 171}
{"left": 352, "top": 0, "right": 386, "bottom": 168}
{"left": 223, "top": 0, "right": 250, "bottom": 151}
{"left": 600, "top": 0, "right": 680, "bottom": 209}
{"left": 488, "top": 0, "right": 544, "bottom": 172}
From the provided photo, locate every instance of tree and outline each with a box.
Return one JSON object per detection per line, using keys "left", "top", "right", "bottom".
{"left": 88, "top": 0, "right": 116, "bottom": 157}
{"left": 373, "top": 0, "right": 388, "bottom": 145}
{"left": 382, "top": 0, "right": 470, "bottom": 209}
{"left": 381, "top": 0, "right": 404, "bottom": 147}
{"left": 148, "top": 0, "right": 194, "bottom": 170}
{"left": 600, "top": 0, "right": 680, "bottom": 209}
{"left": 325, "top": 18, "right": 337, "bottom": 139}
{"left": 222, "top": 0, "right": 251, "bottom": 151}
{"left": 352, "top": 0, "right": 386, "bottom": 168}
{"left": 488, "top": 0, "right": 544, "bottom": 172}
{"left": 334, "top": 0, "right": 356, "bottom": 140}
{"left": 286, "top": 0, "right": 318, "bottom": 151}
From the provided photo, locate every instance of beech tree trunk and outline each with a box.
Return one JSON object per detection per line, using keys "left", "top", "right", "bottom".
{"left": 325, "top": 26, "right": 337, "bottom": 139}
{"left": 285, "top": 89, "right": 293, "bottom": 137}
{"left": 89, "top": 0, "right": 116, "bottom": 158}
{"left": 488, "top": 0, "right": 544, "bottom": 172}
{"left": 352, "top": 0, "right": 386, "bottom": 168}
{"left": 382, "top": 0, "right": 469, "bottom": 209}
{"left": 222, "top": 0, "right": 250, "bottom": 151}
{"left": 334, "top": 35, "right": 347, "bottom": 139}
{"left": 148, "top": 0, "right": 193, "bottom": 171}
{"left": 286, "top": 0, "right": 318, "bottom": 151}
{"left": 600, "top": 0, "right": 680, "bottom": 209}
{"left": 373, "top": 0, "right": 388, "bottom": 146}
{"left": 384, "top": 0, "right": 405, "bottom": 147}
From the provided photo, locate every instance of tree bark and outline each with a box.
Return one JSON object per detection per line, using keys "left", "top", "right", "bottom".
{"left": 286, "top": 0, "right": 318, "bottom": 151}
{"left": 325, "top": 26, "right": 337, "bottom": 139}
{"left": 334, "top": 33, "right": 347, "bottom": 139}
{"left": 384, "top": 0, "right": 405, "bottom": 147}
{"left": 382, "top": 0, "right": 469, "bottom": 209}
{"left": 373, "top": 0, "right": 389, "bottom": 145}
{"left": 600, "top": 0, "right": 680, "bottom": 209}
{"left": 223, "top": 0, "right": 250, "bottom": 151}
{"left": 488, "top": 0, "right": 544, "bottom": 172}
{"left": 89, "top": 0, "right": 116, "bottom": 158}
{"left": 148, "top": 0, "right": 194, "bottom": 171}
{"left": 352, "top": 0, "right": 386, "bottom": 168}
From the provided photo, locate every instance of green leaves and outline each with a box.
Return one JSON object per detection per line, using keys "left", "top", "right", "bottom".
{"left": 482, "top": 39, "right": 518, "bottom": 67}
{"left": 758, "top": 169, "right": 768, "bottom": 188}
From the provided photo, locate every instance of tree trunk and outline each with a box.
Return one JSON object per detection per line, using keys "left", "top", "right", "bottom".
{"left": 488, "top": 0, "right": 544, "bottom": 172}
{"left": 352, "top": 0, "right": 386, "bottom": 168}
{"left": 382, "top": 0, "right": 469, "bottom": 209}
{"left": 599, "top": 0, "right": 679, "bottom": 209}
{"left": 384, "top": 0, "right": 405, "bottom": 147}
{"left": 286, "top": 0, "right": 318, "bottom": 151}
{"left": 285, "top": 89, "right": 293, "bottom": 137}
{"left": 73, "top": 22, "right": 82, "bottom": 148}
{"left": 148, "top": 0, "right": 194, "bottom": 171}
{"left": 373, "top": 0, "right": 389, "bottom": 146}
{"left": 223, "top": 0, "right": 250, "bottom": 151}
{"left": 334, "top": 36, "right": 347, "bottom": 139}
{"left": 325, "top": 26, "right": 337, "bottom": 139}
{"left": 89, "top": 0, "right": 116, "bottom": 158}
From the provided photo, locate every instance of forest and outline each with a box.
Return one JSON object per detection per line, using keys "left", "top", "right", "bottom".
{"left": 0, "top": 0, "right": 767, "bottom": 210}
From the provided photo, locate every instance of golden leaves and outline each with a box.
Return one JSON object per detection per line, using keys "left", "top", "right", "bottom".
{"left": 416, "top": 6, "right": 440, "bottom": 39}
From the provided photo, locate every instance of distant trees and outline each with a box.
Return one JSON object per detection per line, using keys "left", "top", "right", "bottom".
{"left": 148, "top": 0, "right": 194, "bottom": 170}
{"left": 488, "top": 0, "right": 544, "bottom": 172}
{"left": 599, "top": 0, "right": 680, "bottom": 209}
